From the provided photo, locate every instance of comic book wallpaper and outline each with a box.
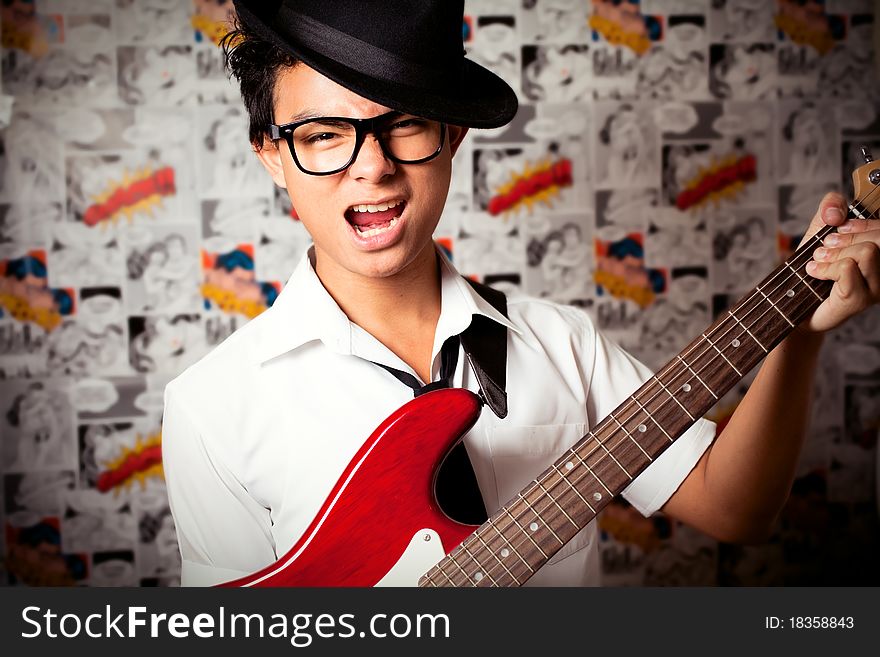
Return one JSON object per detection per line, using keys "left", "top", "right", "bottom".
{"left": 0, "top": 0, "right": 878, "bottom": 587}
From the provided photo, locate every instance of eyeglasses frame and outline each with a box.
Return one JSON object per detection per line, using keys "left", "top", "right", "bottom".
{"left": 268, "top": 110, "right": 447, "bottom": 176}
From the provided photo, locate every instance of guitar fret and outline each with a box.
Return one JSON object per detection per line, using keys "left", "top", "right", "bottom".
{"left": 535, "top": 478, "right": 579, "bottom": 529}
{"left": 446, "top": 550, "right": 474, "bottom": 585}
{"left": 850, "top": 202, "right": 867, "bottom": 219}
{"left": 550, "top": 463, "right": 595, "bottom": 513}
{"left": 419, "top": 224, "right": 849, "bottom": 587}
{"left": 593, "top": 433, "right": 633, "bottom": 479}
{"left": 420, "top": 570, "right": 437, "bottom": 587}
{"left": 570, "top": 448, "right": 613, "bottom": 496}
{"left": 609, "top": 412, "right": 652, "bottom": 462}
{"left": 473, "top": 532, "right": 521, "bottom": 585}
{"left": 417, "top": 208, "right": 850, "bottom": 587}
{"left": 676, "top": 354, "right": 718, "bottom": 399}
{"left": 519, "top": 493, "right": 563, "bottom": 545}
{"left": 784, "top": 261, "right": 824, "bottom": 302}
{"left": 488, "top": 522, "right": 534, "bottom": 574}
{"left": 652, "top": 375, "right": 695, "bottom": 421}
{"left": 703, "top": 332, "right": 742, "bottom": 376}
{"left": 756, "top": 284, "right": 795, "bottom": 327}
{"left": 460, "top": 543, "right": 497, "bottom": 586}
{"left": 502, "top": 507, "right": 548, "bottom": 559}
{"left": 434, "top": 561, "right": 456, "bottom": 586}
{"left": 727, "top": 310, "right": 768, "bottom": 353}
{"left": 631, "top": 395, "right": 673, "bottom": 443}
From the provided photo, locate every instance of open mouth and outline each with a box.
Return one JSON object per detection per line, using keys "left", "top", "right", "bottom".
{"left": 344, "top": 199, "right": 406, "bottom": 238}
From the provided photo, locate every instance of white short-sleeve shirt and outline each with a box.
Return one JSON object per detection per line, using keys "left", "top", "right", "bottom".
{"left": 162, "top": 246, "right": 715, "bottom": 586}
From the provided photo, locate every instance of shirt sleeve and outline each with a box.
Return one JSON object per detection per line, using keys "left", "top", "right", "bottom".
{"left": 162, "top": 383, "right": 276, "bottom": 586}
{"left": 583, "top": 320, "right": 716, "bottom": 518}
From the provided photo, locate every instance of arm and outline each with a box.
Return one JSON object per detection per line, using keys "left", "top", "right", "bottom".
{"left": 162, "top": 384, "right": 276, "bottom": 585}
{"left": 662, "top": 192, "right": 880, "bottom": 542}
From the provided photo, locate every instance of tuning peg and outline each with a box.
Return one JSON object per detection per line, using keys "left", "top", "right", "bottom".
{"left": 860, "top": 146, "right": 874, "bottom": 163}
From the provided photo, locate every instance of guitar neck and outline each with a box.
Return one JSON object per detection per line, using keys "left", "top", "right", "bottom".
{"left": 420, "top": 221, "right": 841, "bottom": 587}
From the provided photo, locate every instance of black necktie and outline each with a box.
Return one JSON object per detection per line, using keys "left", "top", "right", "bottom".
{"left": 368, "top": 334, "right": 489, "bottom": 525}
{"left": 370, "top": 334, "right": 462, "bottom": 397}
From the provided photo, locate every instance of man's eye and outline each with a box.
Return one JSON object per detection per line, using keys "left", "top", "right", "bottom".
{"left": 388, "top": 118, "right": 427, "bottom": 132}
{"left": 304, "top": 132, "right": 341, "bottom": 144}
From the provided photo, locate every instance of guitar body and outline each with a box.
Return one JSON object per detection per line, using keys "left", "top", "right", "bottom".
{"left": 220, "top": 388, "right": 482, "bottom": 587}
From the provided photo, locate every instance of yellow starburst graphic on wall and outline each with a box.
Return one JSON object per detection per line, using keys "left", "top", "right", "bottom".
{"left": 97, "top": 431, "right": 164, "bottom": 494}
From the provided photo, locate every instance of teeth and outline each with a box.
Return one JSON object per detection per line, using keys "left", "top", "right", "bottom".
{"left": 354, "top": 218, "right": 398, "bottom": 237}
{"left": 351, "top": 200, "right": 403, "bottom": 213}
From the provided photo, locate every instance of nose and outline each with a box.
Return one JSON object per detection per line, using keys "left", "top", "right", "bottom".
{"left": 347, "top": 133, "right": 396, "bottom": 182}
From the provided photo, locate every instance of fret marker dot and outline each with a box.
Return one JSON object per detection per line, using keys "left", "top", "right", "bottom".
{"left": 474, "top": 572, "right": 483, "bottom": 582}
{"left": 593, "top": 492, "right": 602, "bottom": 501}
{"left": 731, "top": 339, "right": 740, "bottom": 348}
{"left": 529, "top": 522, "right": 539, "bottom": 531}
{"left": 786, "top": 289, "right": 795, "bottom": 297}
{"left": 637, "top": 424, "right": 647, "bottom": 433}
{"left": 682, "top": 383, "right": 691, "bottom": 392}
{"left": 566, "top": 461, "right": 574, "bottom": 470}
{"left": 500, "top": 548, "right": 510, "bottom": 558}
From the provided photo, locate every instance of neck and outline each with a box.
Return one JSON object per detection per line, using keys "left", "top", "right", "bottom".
{"left": 313, "top": 241, "right": 442, "bottom": 342}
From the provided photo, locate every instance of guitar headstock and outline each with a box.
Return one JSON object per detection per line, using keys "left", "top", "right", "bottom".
{"left": 852, "top": 146, "right": 880, "bottom": 218}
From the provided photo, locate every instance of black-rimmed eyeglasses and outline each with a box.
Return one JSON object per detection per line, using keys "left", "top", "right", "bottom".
{"left": 269, "top": 111, "right": 447, "bottom": 176}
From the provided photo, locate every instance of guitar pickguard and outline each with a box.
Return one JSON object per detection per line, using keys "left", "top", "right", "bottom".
{"left": 375, "top": 529, "right": 446, "bottom": 587}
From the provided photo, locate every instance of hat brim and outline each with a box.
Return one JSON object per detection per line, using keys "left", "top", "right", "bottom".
{"left": 236, "top": 3, "right": 518, "bottom": 129}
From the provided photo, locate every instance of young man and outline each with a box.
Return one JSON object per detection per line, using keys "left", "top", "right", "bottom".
{"left": 162, "top": 0, "right": 880, "bottom": 586}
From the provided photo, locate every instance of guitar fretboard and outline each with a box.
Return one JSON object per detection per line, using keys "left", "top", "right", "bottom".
{"left": 419, "top": 213, "right": 849, "bottom": 587}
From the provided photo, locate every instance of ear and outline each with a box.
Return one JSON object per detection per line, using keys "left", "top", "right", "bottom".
{"left": 254, "top": 137, "right": 288, "bottom": 189}
{"left": 447, "top": 124, "right": 469, "bottom": 158}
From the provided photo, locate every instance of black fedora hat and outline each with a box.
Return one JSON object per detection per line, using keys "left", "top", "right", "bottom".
{"left": 231, "top": 0, "right": 518, "bottom": 128}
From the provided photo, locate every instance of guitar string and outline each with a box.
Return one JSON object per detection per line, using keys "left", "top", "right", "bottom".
{"left": 429, "top": 212, "right": 849, "bottom": 586}
{"left": 427, "top": 188, "right": 880, "bottom": 587}
{"left": 448, "top": 194, "right": 879, "bottom": 587}
{"left": 477, "top": 193, "right": 880, "bottom": 584}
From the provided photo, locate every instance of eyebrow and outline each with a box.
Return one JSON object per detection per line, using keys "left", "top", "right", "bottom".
{"left": 284, "top": 109, "right": 405, "bottom": 124}
{"left": 285, "top": 109, "right": 322, "bottom": 123}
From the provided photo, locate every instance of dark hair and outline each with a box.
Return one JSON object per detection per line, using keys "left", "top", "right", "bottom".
{"left": 599, "top": 104, "right": 635, "bottom": 145}
{"left": 220, "top": 14, "right": 300, "bottom": 148}
{"left": 713, "top": 223, "right": 752, "bottom": 260}
{"left": 608, "top": 236, "right": 644, "bottom": 260}
{"left": 260, "top": 281, "right": 279, "bottom": 307}
{"left": 6, "top": 382, "right": 45, "bottom": 427}
{"left": 526, "top": 237, "right": 546, "bottom": 268}
{"left": 561, "top": 222, "right": 582, "bottom": 238}
{"left": 5, "top": 255, "right": 47, "bottom": 280}
{"left": 709, "top": 43, "right": 772, "bottom": 99}
{"left": 126, "top": 241, "right": 169, "bottom": 280}
{"left": 477, "top": 16, "right": 514, "bottom": 29}
{"left": 783, "top": 102, "right": 818, "bottom": 141}
{"left": 139, "top": 506, "right": 173, "bottom": 543}
{"left": 215, "top": 248, "right": 254, "bottom": 272}
{"left": 52, "top": 289, "right": 73, "bottom": 315}
{"left": 19, "top": 521, "right": 61, "bottom": 548}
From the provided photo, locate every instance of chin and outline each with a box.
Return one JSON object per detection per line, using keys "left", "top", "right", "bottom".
{"left": 352, "top": 254, "right": 412, "bottom": 279}
{"left": 356, "top": 242, "right": 431, "bottom": 279}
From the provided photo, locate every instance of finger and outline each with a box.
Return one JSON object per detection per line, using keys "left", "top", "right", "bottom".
{"left": 807, "top": 252, "right": 874, "bottom": 300}
{"left": 837, "top": 218, "right": 876, "bottom": 234}
{"left": 821, "top": 257, "right": 870, "bottom": 303}
{"left": 834, "top": 257, "right": 871, "bottom": 309}
{"left": 806, "top": 258, "right": 872, "bottom": 332}
{"left": 812, "top": 241, "right": 880, "bottom": 296}
{"left": 821, "top": 227, "right": 880, "bottom": 249}
{"left": 803, "top": 192, "right": 848, "bottom": 242}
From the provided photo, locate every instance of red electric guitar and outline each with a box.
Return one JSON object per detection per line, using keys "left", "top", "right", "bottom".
{"left": 221, "top": 158, "right": 880, "bottom": 588}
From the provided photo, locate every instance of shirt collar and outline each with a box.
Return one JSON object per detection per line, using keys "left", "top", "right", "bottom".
{"left": 255, "top": 244, "right": 521, "bottom": 365}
